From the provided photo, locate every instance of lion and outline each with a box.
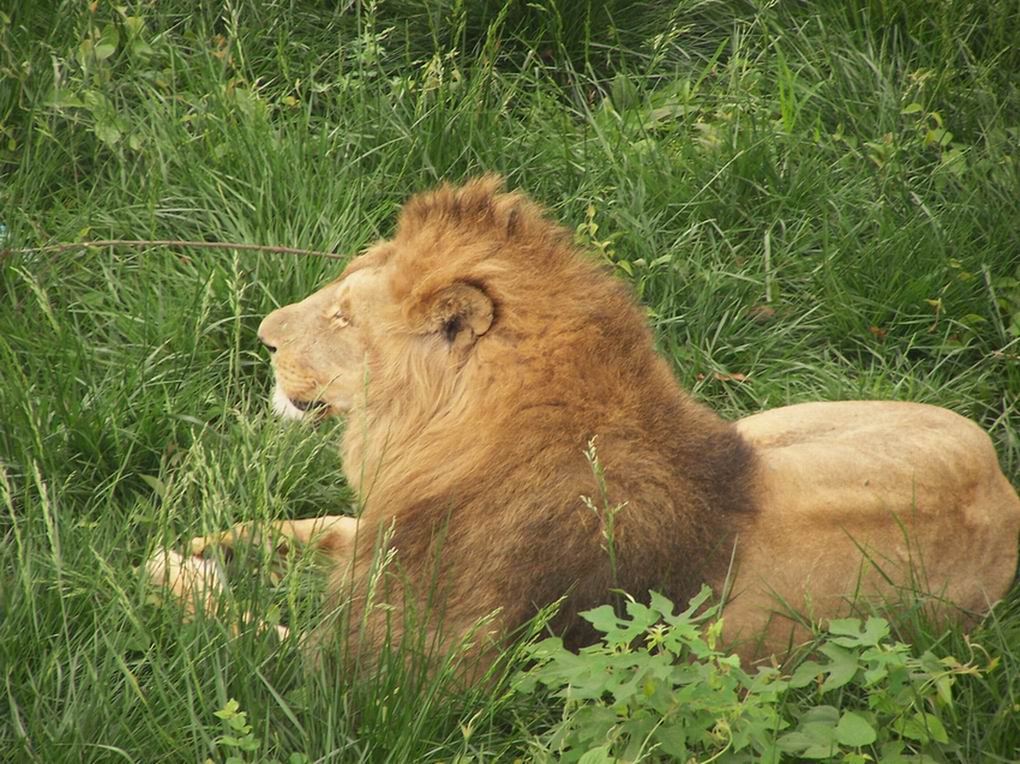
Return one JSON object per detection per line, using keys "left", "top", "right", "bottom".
{"left": 151, "top": 176, "right": 1020, "bottom": 674}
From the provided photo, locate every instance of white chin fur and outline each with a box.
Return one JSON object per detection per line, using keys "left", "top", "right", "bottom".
{"left": 272, "top": 385, "right": 306, "bottom": 421}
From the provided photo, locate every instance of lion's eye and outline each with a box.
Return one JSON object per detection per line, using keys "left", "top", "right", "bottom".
{"left": 328, "top": 304, "right": 352, "bottom": 327}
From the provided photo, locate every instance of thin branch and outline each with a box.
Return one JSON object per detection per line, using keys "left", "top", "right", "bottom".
{"left": 2, "top": 239, "right": 346, "bottom": 261}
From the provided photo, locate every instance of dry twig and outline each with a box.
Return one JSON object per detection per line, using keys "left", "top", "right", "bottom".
{"left": 2, "top": 238, "right": 346, "bottom": 260}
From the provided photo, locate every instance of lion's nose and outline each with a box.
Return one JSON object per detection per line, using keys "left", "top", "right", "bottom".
{"left": 257, "top": 329, "right": 277, "bottom": 353}
{"left": 257, "top": 313, "right": 281, "bottom": 353}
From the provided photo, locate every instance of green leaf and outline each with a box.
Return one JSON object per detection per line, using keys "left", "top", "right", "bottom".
{"left": 214, "top": 699, "right": 241, "bottom": 719}
{"left": 94, "top": 120, "right": 122, "bottom": 146}
{"left": 779, "top": 705, "right": 843, "bottom": 759}
{"left": 82, "top": 90, "right": 113, "bottom": 115}
{"left": 581, "top": 604, "right": 620, "bottom": 636}
{"left": 610, "top": 72, "right": 640, "bottom": 111}
{"left": 219, "top": 734, "right": 259, "bottom": 752}
{"left": 654, "top": 722, "right": 689, "bottom": 757}
{"left": 790, "top": 659, "right": 825, "bottom": 688}
{"left": 827, "top": 617, "right": 889, "bottom": 648}
{"left": 94, "top": 24, "right": 120, "bottom": 60}
{"left": 776, "top": 731, "right": 816, "bottom": 753}
{"left": 818, "top": 644, "right": 860, "bottom": 691}
{"left": 140, "top": 474, "right": 166, "bottom": 498}
{"left": 577, "top": 744, "right": 614, "bottom": 764}
{"left": 76, "top": 38, "right": 95, "bottom": 66}
{"left": 777, "top": 730, "right": 840, "bottom": 760}
{"left": 123, "top": 16, "right": 156, "bottom": 59}
{"left": 48, "top": 88, "right": 85, "bottom": 109}
{"left": 925, "top": 128, "right": 953, "bottom": 148}
{"left": 892, "top": 711, "right": 948, "bottom": 743}
{"left": 623, "top": 599, "right": 660, "bottom": 632}
{"left": 901, "top": 102, "right": 924, "bottom": 115}
{"left": 122, "top": 16, "right": 144, "bottom": 37}
{"left": 922, "top": 713, "right": 949, "bottom": 744}
{"left": 802, "top": 705, "right": 840, "bottom": 726}
{"left": 835, "top": 711, "right": 876, "bottom": 746}
{"left": 934, "top": 674, "right": 954, "bottom": 707}
{"left": 131, "top": 38, "right": 156, "bottom": 58}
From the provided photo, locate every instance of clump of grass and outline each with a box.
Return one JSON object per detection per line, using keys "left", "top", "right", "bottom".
{"left": 2, "top": 0, "right": 1019, "bottom": 760}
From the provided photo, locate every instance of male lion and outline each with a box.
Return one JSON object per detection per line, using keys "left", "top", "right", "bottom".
{"left": 153, "top": 177, "right": 1020, "bottom": 672}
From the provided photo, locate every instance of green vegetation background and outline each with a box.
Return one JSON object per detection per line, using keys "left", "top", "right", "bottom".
{"left": 1, "top": 0, "right": 1019, "bottom": 760}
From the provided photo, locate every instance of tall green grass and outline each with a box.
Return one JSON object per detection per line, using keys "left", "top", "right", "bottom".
{"left": 2, "top": 0, "right": 1019, "bottom": 760}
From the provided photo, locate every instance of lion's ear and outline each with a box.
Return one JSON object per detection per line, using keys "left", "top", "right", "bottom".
{"left": 410, "top": 282, "right": 493, "bottom": 351}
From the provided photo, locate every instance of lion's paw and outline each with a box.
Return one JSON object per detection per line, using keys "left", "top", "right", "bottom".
{"left": 146, "top": 548, "right": 227, "bottom": 615}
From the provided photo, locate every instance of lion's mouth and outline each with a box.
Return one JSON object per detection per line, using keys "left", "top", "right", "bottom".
{"left": 289, "top": 398, "right": 327, "bottom": 412}
{"left": 271, "top": 385, "right": 333, "bottom": 421}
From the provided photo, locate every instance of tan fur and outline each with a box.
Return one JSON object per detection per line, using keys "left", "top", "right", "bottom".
{"left": 726, "top": 401, "right": 1020, "bottom": 655}
{"left": 170, "top": 177, "right": 1020, "bottom": 673}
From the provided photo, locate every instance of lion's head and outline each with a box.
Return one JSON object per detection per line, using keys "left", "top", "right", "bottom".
{"left": 258, "top": 212, "right": 497, "bottom": 422}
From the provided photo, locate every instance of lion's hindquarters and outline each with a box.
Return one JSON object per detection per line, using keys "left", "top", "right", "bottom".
{"left": 725, "top": 401, "right": 1020, "bottom": 660}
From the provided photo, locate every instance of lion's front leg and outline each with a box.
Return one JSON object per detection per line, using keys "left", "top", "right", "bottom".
{"left": 146, "top": 548, "right": 290, "bottom": 638}
{"left": 146, "top": 516, "right": 359, "bottom": 640}
{"left": 189, "top": 515, "right": 360, "bottom": 558}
